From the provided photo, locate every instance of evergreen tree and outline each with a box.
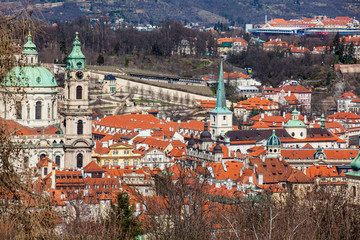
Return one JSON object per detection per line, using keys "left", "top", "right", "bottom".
{"left": 97, "top": 54, "right": 105, "bottom": 65}
{"left": 104, "top": 192, "right": 143, "bottom": 239}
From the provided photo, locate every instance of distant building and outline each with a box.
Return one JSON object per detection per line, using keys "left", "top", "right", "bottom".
{"left": 337, "top": 92, "right": 358, "bottom": 112}
{"left": 263, "top": 38, "right": 288, "bottom": 52}
{"left": 217, "top": 38, "right": 248, "bottom": 55}
{"left": 233, "top": 97, "right": 279, "bottom": 118}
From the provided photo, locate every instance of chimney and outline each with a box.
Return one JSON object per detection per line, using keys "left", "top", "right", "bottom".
{"left": 258, "top": 174, "right": 263, "bottom": 185}
{"left": 261, "top": 113, "right": 264, "bottom": 119}
{"left": 288, "top": 90, "right": 291, "bottom": 97}
{"left": 304, "top": 115, "right": 308, "bottom": 123}
{"left": 51, "top": 169, "right": 56, "bottom": 189}
{"left": 47, "top": 159, "right": 53, "bottom": 173}
{"left": 249, "top": 176, "right": 253, "bottom": 183}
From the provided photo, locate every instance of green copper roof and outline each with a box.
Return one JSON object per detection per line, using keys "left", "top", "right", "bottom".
{"left": 267, "top": 129, "right": 281, "bottom": 147}
{"left": 4, "top": 66, "right": 57, "bottom": 87}
{"left": 68, "top": 32, "right": 85, "bottom": 59}
{"left": 284, "top": 119, "right": 307, "bottom": 127}
{"left": 321, "top": 113, "right": 325, "bottom": 129}
{"left": 210, "top": 61, "right": 232, "bottom": 114}
{"left": 22, "top": 32, "right": 38, "bottom": 55}
{"left": 313, "top": 146, "right": 326, "bottom": 159}
{"left": 67, "top": 32, "right": 86, "bottom": 70}
{"left": 284, "top": 108, "right": 306, "bottom": 128}
{"left": 346, "top": 137, "right": 360, "bottom": 177}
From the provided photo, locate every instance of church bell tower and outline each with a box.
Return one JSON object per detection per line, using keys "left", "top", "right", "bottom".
{"left": 62, "top": 32, "right": 93, "bottom": 169}
{"left": 209, "top": 61, "right": 233, "bottom": 138}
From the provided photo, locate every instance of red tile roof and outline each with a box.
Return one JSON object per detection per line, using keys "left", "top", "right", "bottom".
{"left": 83, "top": 161, "right": 105, "bottom": 172}
{"left": 306, "top": 165, "right": 345, "bottom": 179}
{"left": 339, "top": 92, "right": 358, "bottom": 99}
{"left": 223, "top": 72, "right": 250, "bottom": 80}
{"left": 277, "top": 85, "right": 311, "bottom": 93}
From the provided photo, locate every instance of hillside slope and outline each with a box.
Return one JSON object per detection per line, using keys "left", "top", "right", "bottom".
{"left": 6, "top": 0, "right": 360, "bottom": 25}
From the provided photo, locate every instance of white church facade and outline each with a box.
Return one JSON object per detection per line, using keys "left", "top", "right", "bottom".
{"left": 0, "top": 32, "right": 93, "bottom": 169}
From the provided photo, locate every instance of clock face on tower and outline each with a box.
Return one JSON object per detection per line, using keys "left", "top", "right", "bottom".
{"left": 75, "top": 71, "right": 84, "bottom": 80}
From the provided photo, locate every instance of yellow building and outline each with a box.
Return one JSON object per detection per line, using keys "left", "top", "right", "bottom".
{"left": 92, "top": 143, "right": 142, "bottom": 167}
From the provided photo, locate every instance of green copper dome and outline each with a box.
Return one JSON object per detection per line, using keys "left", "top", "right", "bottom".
{"left": 267, "top": 129, "right": 281, "bottom": 147}
{"left": 67, "top": 32, "right": 86, "bottom": 70}
{"left": 22, "top": 32, "right": 38, "bottom": 55}
{"left": 4, "top": 66, "right": 57, "bottom": 87}
{"left": 314, "top": 146, "right": 326, "bottom": 159}
{"left": 284, "top": 108, "right": 306, "bottom": 128}
{"left": 346, "top": 136, "right": 360, "bottom": 176}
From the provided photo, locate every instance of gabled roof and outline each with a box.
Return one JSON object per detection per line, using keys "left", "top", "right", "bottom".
{"left": 339, "top": 92, "right": 358, "bottom": 99}
{"left": 284, "top": 93, "right": 300, "bottom": 105}
{"left": 83, "top": 161, "right": 105, "bottom": 173}
{"left": 223, "top": 72, "right": 251, "bottom": 80}
{"left": 250, "top": 157, "right": 313, "bottom": 184}
{"left": 277, "top": 85, "right": 311, "bottom": 93}
{"left": 306, "top": 165, "right": 344, "bottom": 179}
{"left": 36, "top": 157, "right": 58, "bottom": 167}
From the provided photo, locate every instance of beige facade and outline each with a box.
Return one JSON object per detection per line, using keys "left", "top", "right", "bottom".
{"left": 92, "top": 143, "right": 141, "bottom": 167}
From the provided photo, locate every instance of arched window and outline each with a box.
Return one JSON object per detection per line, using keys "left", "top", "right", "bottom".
{"left": 15, "top": 102, "right": 22, "bottom": 120}
{"left": 35, "top": 101, "right": 42, "bottom": 120}
{"left": 76, "top": 86, "right": 82, "bottom": 99}
{"left": 77, "top": 120, "right": 83, "bottom": 135}
{"left": 77, "top": 153, "right": 83, "bottom": 168}
{"left": 55, "top": 156, "right": 60, "bottom": 167}
{"left": 40, "top": 153, "right": 46, "bottom": 160}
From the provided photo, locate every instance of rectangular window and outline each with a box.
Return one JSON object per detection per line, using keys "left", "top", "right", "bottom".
{"left": 16, "top": 102, "right": 22, "bottom": 120}
{"left": 124, "top": 162, "right": 129, "bottom": 166}
{"left": 124, "top": 150, "right": 130, "bottom": 155}
{"left": 133, "top": 161, "right": 138, "bottom": 166}
{"left": 104, "top": 162, "right": 110, "bottom": 165}
{"left": 113, "top": 151, "right": 118, "bottom": 155}
{"left": 113, "top": 161, "right": 118, "bottom": 166}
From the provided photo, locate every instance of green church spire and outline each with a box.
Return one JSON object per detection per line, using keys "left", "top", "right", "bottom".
{"left": 22, "top": 31, "right": 38, "bottom": 55}
{"left": 67, "top": 32, "right": 86, "bottom": 70}
{"left": 210, "top": 61, "right": 232, "bottom": 114}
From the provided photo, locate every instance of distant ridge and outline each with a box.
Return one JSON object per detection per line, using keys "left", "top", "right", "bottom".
{"left": 6, "top": 0, "right": 360, "bottom": 25}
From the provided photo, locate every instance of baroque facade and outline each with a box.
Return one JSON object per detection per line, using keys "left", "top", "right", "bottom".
{"left": 0, "top": 32, "right": 92, "bottom": 169}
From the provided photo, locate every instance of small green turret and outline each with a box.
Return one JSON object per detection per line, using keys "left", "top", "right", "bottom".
{"left": 320, "top": 113, "right": 325, "bottom": 129}
{"left": 22, "top": 31, "right": 38, "bottom": 55}
{"left": 67, "top": 32, "right": 86, "bottom": 70}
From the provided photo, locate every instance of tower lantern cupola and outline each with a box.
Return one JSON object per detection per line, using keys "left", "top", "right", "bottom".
{"left": 67, "top": 32, "right": 86, "bottom": 70}
{"left": 321, "top": 113, "right": 325, "bottom": 129}
{"left": 22, "top": 31, "right": 38, "bottom": 65}
{"left": 266, "top": 129, "right": 281, "bottom": 158}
